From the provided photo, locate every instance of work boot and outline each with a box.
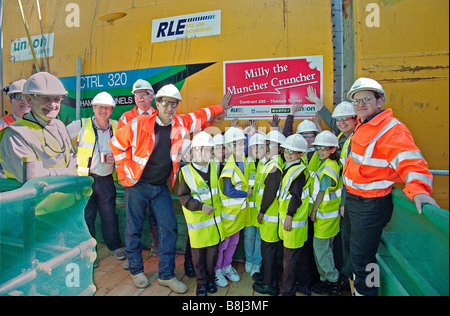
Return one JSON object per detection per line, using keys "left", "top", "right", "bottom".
{"left": 158, "top": 277, "right": 188, "bottom": 294}
{"left": 132, "top": 273, "right": 149, "bottom": 288}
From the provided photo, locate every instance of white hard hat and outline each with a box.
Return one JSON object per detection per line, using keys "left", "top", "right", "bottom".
{"left": 92, "top": 92, "right": 116, "bottom": 107}
{"left": 312, "top": 130, "right": 339, "bottom": 148}
{"left": 281, "top": 134, "right": 308, "bottom": 153}
{"left": 266, "top": 130, "right": 286, "bottom": 144}
{"left": 249, "top": 133, "right": 266, "bottom": 147}
{"left": 7, "top": 79, "right": 27, "bottom": 96}
{"left": 23, "top": 72, "right": 68, "bottom": 96}
{"left": 181, "top": 139, "right": 192, "bottom": 155}
{"left": 213, "top": 134, "right": 224, "bottom": 146}
{"left": 132, "top": 79, "right": 154, "bottom": 94}
{"left": 224, "top": 127, "right": 246, "bottom": 144}
{"left": 155, "top": 84, "right": 182, "bottom": 101}
{"left": 332, "top": 101, "right": 355, "bottom": 119}
{"left": 192, "top": 132, "right": 213, "bottom": 147}
{"left": 347, "top": 77, "right": 385, "bottom": 102}
{"left": 296, "top": 120, "right": 319, "bottom": 134}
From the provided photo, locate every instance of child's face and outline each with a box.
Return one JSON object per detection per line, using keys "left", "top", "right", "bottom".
{"left": 300, "top": 132, "right": 316, "bottom": 148}
{"left": 266, "top": 141, "right": 279, "bottom": 159}
{"left": 192, "top": 146, "right": 213, "bottom": 164}
{"left": 336, "top": 116, "right": 358, "bottom": 134}
{"left": 283, "top": 149, "right": 304, "bottom": 162}
{"left": 214, "top": 145, "right": 225, "bottom": 162}
{"left": 181, "top": 148, "right": 192, "bottom": 162}
{"left": 227, "top": 140, "right": 245, "bottom": 161}
{"left": 250, "top": 144, "right": 266, "bottom": 160}
{"left": 315, "top": 146, "right": 337, "bottom": 160}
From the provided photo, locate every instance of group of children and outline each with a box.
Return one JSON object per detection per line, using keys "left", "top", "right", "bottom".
{"left": 177, "top": 97, "right": 357, "bottom": 296}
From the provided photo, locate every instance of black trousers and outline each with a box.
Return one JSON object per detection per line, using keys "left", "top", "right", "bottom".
{"left": 85, "top": 174, "right": 121, "bottom": 251}
{"left": 191, "top": 244, "right": 219, "bottom": 285}
{"left": 261, "top": 240, "right": 281, "bottom": 289}
{"left": 343, "top": 192, "right": 393, "bottom": 296}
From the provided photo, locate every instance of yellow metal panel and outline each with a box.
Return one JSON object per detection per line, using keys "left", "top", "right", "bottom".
{"left": 352, "top": 0, "right": 449, "bottom": 209}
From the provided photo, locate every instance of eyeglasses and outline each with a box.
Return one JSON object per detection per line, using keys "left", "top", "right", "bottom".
{"left": 159, "top": 100, "right": 179, "bottom": 108}
{"left": 283, "top": 149, "right": 300, "bottom": 154}
{"left": 10, "top": 93, "right": 23, "bottom": 101}
{"left": 36, "top": 95, "right": 64, "bottom": 104}
{"left": 232, "top": 140, "right": 245, "bottom": 147}
{"left": 314, "top": 146, "right": 334, "bottom": 151}
{"left": 134, "top": 91, "right": 151, "bottom": 98}
{"left": 352, "top": 96, "right": 375, "bottom": 105}
{"left": 335, "top": 116, "right": 356, "bottom": 122}
{"left": 300, "top": 133, "right": 316, "bottom": 138}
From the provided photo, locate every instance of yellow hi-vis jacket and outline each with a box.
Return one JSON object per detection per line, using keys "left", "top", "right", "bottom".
{"left": 181, "top": 161, "right": 224, "bottom": 248}
{"left": 256, "top": 155, "right": 284, "bottom": 243}
{"left": 76, "top": 118, "right": 117, "bottom": 176}
{"left": 278, "top": 162, "right": 311, "bottom": 249}
{"left": 245, "top": 157, "right": 266, "bottom": 228}
{"left": 219, "top": 154, "right": 249, "bottom": 237}
{"left": 311, "top": 158, "right": 342, "bottom": 239}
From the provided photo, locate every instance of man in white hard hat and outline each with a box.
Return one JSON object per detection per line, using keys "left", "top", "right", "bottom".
{"left": 110, "top": 84, "right": 232, "bottom": 291}
{"left": 118, "top": 79, "right": 155, "bottom": 128}
{"left": 0, "top": 79, "right": 31, "bottom": 130}
{"left": 66, "top": 92, "right": 125, "bottom": 266}
{"left": 0, "top": 72, "right": 77, "bottom": 183}
{"left": 342, "top": 77, "right": 439, "bottom": 296}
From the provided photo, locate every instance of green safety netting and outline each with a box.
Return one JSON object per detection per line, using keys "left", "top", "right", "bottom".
{"left": 377, "top": 188, "right": 449, "bottom": 296}
{"left": 0, "top": 176, "right": 96, "bottom": 296}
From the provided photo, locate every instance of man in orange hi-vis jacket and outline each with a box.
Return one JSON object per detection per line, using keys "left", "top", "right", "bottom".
{"left": 110, "top": 84, "right": 232, "bottom": 292}
{"left": 341, "top": 77, "right": 439, "bottom": 296}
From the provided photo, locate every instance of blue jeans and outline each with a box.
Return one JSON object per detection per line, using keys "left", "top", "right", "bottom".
{"left": 244, "top": 226, "right": 262, "bottom": 265}
{"left": 124, "top": 181, "right": 178, "bottom": 279}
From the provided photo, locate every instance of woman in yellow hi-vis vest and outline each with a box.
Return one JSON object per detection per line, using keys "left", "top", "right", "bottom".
{"left": 66, "top": 92, "right": 124, "bottom": 266}
{"left": 278, "top": 134, "right": 311, "bottom": 296}
{"left": 178, "top": 131, "right": 224, "bottom": 296}
{"left": 309, "top": 131, "right": 342, "bottom": 296}
{"left": 216, "top": 127, "right": 251, "bottom": 287}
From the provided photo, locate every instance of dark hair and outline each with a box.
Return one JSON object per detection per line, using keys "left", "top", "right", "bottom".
{"left": 328, "top": 150, "right": 340, "bottom": 162}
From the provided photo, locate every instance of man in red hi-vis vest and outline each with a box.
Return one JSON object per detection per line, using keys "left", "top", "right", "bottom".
{"left": 341, "top": 77, "right": 439, "bottom": 296}
{"left": 0, "top": 79, "right": 30, "bottom": 130}
{"left": 110, "top": 84, "right": 232, "bottom": 291}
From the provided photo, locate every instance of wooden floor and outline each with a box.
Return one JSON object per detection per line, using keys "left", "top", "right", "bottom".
{"left": 93, "top": 242, "right": 350, "bottom": 296}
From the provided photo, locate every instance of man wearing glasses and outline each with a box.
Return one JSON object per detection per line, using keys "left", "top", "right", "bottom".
{"left": 0, "top": 72, "right": 77, "bottom": 183}
{"left": 342, "top": 77, "right": 439, "bottom": 296}
{"left": 110, "top": 84, "right": 232, "bottom": 291}
{"left": 0, "top": 79, "right": 31, "bottom": 130}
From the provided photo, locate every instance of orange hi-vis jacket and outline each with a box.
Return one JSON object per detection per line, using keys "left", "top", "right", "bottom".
{"left": 343, "top": 108, "right": 433, "bottom": 200}
{"left": 110, "top": 105, "right": 224, "bottom": 187}
{"left": 117, "top": 106, "right": 156, "bottom": 129}
{"left": 0, "top": 115, "right": 16, "bottom": 130}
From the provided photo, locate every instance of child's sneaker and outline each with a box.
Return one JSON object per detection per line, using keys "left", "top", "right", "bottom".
{"left": 222, "top": 265, "right": 240, "bottom": 282}
{"left": 215, "top": 269, "right": 228, "bottom": 287}
{"left": 245, "top": 262, "right": 253, "bottom": 274}
{"left": 250, "top": 263, "right": 261, "bottom": 277}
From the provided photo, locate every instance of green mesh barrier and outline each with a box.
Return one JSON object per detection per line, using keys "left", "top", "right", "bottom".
{"left": 0, "top": 176, "right": 96, "bottom": 296}
{"left": 377, "top": 188, "right": 449, "bottom": 296}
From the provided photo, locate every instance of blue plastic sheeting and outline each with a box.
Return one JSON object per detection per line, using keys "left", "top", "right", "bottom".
{"left": 377, "top": 188, "right": 449, "bottom": 296}
{"left": 0, "top": 176, "right": 96, "bottom": 296}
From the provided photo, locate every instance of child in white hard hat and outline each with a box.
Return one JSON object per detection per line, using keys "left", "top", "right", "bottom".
{"left": 253, "top": 130, "right": 286, "bottom": 296}
{"left": 309, "top": 130, "right": 342, "bottom": 296}
{"left": 244, "top": 132, "right": 266, "bottom": 277}
{"left": 178, "top": 131, "right": 224, "bottom": 296}
{"left": 277, "top": 134, "right": 311, "bottom": 295}
{"left": 216, "top": 127, "right": 252, "bottom": 287}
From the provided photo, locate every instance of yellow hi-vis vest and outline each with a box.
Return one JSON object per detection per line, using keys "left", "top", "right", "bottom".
{"left": 256, "top": 155, "right": 284, "bottom": 243}
{"left": 245, "top": 157, "right": 265, "bottom": 228}
{"left": 219, "top": 154, "right": 249, "bottom": 237}
{"left": 76, "top": 118, "right": 117, "bottom": 176}
{"left": 311, "top": 158, "right": 342, "bottom": 239}
{"left": 278, "top": 162, "right": 311, "bottom": 249}
{"left": 181, "top": 161, "right": 224, "bottom": 248}
{"left": 0, "top": 119, "right": 72, "bottom": 180}
{"left": 337, "top": 132, "right": 352, "bottom": 167}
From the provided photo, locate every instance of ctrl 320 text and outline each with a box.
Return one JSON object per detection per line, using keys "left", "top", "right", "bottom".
{"left": 181, "top": 300, "right": 269, "bottom": 313}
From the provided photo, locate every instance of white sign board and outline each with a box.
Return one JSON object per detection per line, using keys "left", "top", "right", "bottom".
{"left": 152, "top": 10, "right": 221, "bottom": 43}
{"left": 10, "top": 33, "right": 54, "bottom": 62}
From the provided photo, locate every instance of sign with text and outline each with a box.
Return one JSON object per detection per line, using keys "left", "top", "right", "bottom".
{"left": 10, "top": 33, "right": 54, "bottom": 62}
{"left": 224, "top": 56, "right": 323, "bottom": 119}
{"left": 152, "top": 10, "right": 221, "bottom": 43}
